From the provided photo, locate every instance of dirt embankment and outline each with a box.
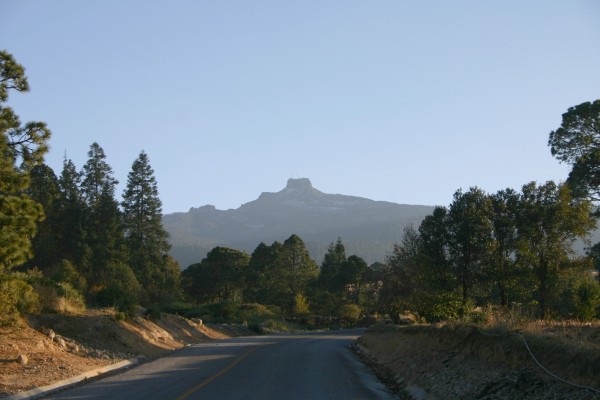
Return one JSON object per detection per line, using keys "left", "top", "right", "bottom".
{"left": 358, "top": 323, "right": 600, "bottom": 400}
{"left": 0, "top": 310, "right": 252, "bottom": 397}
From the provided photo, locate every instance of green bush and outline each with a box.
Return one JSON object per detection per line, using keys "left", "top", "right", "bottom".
{"left": 293, "top": 293, "right": 310, "bottom": 316}
{"left": 339, "top": 304, "right": 362, "bottom": 327}
{"left": 418, "top": 290, "right": 464, "bottom": 322}
{"left": 47, "top": 260, "right": 87, "bottom": 292}
{"left": 25, "top": 270, "right": 86, "bottom": 314}
{"left": 95, "top": 286, "right": 137, "bottom": 319}
{"left": 0, "top": 273, "right": 40, "bottom": 325}
{"left": 260, "top": 318, "right": 295, "bottom": 333}
{"left": 572, "top": 279, "right": 600, "bottom": 321}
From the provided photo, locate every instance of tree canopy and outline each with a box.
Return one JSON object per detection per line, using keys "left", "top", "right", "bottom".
{"left": 548, "top": 100, "right": 600, "bottom": 200}
{"left": 0, "top": 50, "right": 50, "bottom": 271}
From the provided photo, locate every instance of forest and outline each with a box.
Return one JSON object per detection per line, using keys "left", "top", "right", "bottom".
{"left": 2, "top": 50, "right": 600, "bottom": 328}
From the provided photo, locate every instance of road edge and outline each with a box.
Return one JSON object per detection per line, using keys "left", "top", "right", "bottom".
{"left": 5, "top": 357, "right": 140, "bottom": 400}
{"left": 353, "top": 342, "right": 430, "bottom": 400}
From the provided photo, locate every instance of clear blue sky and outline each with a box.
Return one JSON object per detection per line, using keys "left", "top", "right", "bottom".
{"left": 1, "top": 1, "right": 599, "bottom": 214}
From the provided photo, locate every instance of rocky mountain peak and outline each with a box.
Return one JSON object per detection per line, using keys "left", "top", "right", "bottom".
{"left": 285, "top": 178, "right": 313, "bottom": 190}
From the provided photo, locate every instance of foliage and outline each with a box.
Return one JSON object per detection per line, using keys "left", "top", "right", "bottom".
{"left": 548, "top": 100, "right": 600, "bottom": 201}
{"left": 250, "top": 235, "right": 318, "bottom": 315}
{"left": 182, "top": 247, "right": 250, "bottom": 304}
{"left": 122, "top": 151, "right": 175, "bottom": 303}
{"left": 29, "top": 275, "right": 86, "bottom": 314}
{"left": 319, "top": 238, "right": 347, "bottom": 292}
{"left": 45, "top": 259, "right": 87, "bottom": 293}
{"left": 244, "top": 241, "right": 282, "bottom": 304}
{"left": 91, "top": 261, "right": 141, "bottom": 318}
{"left": 559, "top": 273, "right": 600, "bottom": 321}
{"left": 488, "top": 188, "right": 519, "bottom": 306}
{"left": 25, "top": 164, "right": 62, "bottom": 271}
{"left": 379, "top": 226, "right": 424, "bottom": 321}
{"left": 446, "top": 187, "right": 494, "bottom": 308}
{"left": 418, "top": 289, "right": 464, "bottom": 322}
{"left": 0, "top": 51, "right": 50, "bottom": 271}
{"left": 339, "top": 304, "right": 362, "bottom": 327}
{"left": 0, "top": 272, "right": 39, "bottom": 325}
{"left": 292, "top": 293, "right": 310, "bottom": 316}
{"left": 516, "top": 181, "right": 596, "bottom": 318}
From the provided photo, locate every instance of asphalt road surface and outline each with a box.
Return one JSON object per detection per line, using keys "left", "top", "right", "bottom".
{"left": 46, "top": 329, "right": 397, "bottom": 400}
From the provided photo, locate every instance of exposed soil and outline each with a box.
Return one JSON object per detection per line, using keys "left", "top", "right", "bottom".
{"left": 358, "top": 323, "right": 600, "bottom": 400}
{"left": 0, "top": 309, "right": 252, "bottom": 397}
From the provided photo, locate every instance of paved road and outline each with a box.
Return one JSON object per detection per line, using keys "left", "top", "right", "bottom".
{"left": 46, "top": 329, "right": 396, "bottom": 400}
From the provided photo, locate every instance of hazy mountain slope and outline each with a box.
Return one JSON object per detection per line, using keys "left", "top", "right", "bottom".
{"left": 163, "top": 178, "right": 436, "bottom": 267}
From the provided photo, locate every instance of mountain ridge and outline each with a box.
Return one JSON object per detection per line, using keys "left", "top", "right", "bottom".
{"left": 163, "top": 178, "right": 436, "bottom": 267}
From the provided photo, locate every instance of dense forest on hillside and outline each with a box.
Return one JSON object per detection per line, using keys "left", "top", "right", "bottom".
{"left": 2, "top": 51, "right": 600, "bottom": 327}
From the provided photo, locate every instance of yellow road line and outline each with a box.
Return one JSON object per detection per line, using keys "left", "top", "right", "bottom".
{"left": 176, "top": 345, "right": 261, "bottom": 400}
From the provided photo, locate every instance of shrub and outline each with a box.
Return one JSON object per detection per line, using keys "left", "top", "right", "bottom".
{"left": 418, "top": 290, "right": 464, "bottom": 322}
{"left": 572, "top": 279, "right": 600, "bottom": 321}
{"left": 260, "top": 318, "right": 295, "bottom": 333}
{"left": 292, "top": 293, "right": 310, "bottom": 317}
{"left": 339, "top": 304, "right": 362, "bottom": 327}
{"left": 47, "top": 260, "right": 87, "bottom": 292}
{"left": 0, "top": 273, "right": 40, "bottom": 325}
{"left": 95, "top": 286, "right": 137, "bottom": 319}
{"left": 27, "top": 272, "right": 85, "bottom": 314}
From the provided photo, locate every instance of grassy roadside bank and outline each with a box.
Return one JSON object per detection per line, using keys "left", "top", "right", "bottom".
{"left": 358, "top": 321, "right": 600, "bottom": 399}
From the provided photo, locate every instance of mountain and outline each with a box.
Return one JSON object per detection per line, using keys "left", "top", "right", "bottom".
{"left": 163, "top": 178, "right": 436, "bottom": 267}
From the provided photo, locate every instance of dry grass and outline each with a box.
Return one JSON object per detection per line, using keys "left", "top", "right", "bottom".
{"left": 360, "top": 318, "right": 600, "bottom": 397}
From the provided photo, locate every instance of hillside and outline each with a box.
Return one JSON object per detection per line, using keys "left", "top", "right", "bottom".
{"left": 0, "top": 310, "right": 251, "bottom": 397}
{"left": 164, "top": 178, "right": 435, "bottom": 267}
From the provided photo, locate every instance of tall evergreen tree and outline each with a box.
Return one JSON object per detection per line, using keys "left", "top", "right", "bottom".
{"left": 81, "top": 142, "right": 117, "bottom": 207}
{"left": 320, "top": 238, "right": 347, "bottom": 292}
{"left": 0, "top": 51, "right": 50, "bottom": 271}
{"left": 80, "top": 143, "right": 127, "bottom": 291}
{"left": 56, "top": 158, "right": 90, "bottom": 274}
{"left": 122, "top": 151, "right": 176, "bottom": 302}
{"left": 25, "top": 164, "right": 61, "bottom": 271}
{"left": 275, "top": 234, "right": 319, "bottom": 314}
{"left": 245, "top": 241, "right": 281, "bottom": 304}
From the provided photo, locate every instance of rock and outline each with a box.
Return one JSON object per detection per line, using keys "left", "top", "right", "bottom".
{"left": 54, "top": 336, "right": 67, "bottom": 349}
{"left": 42, "top": 328, "right": 56, "bottom": 340}
{"left": 67, "top": 343, "right": 79, "bottom": 353}
{"left": 16, "top": 354, "right": 28, "bottom": 364}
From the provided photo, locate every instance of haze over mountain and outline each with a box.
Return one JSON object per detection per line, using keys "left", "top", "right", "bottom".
{"left": 163, "top": 178, "right": 435, "bottom": 267}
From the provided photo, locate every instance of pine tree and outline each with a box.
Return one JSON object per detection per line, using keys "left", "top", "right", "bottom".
{"left": 245, "top": 242, "right": 281, "bottom": 303}
{"left": 122, "top": 151, "right": 178, "bottom": 303}
{"left": 275, "top": 234, "right": 319, "bottom": 314}
{"left": 0, "top": 51, "right": 50, "bottom": 271}
{"left": 319, "top": 238, "right": 347, "bottom": 292}
{"left": 25, "top": 164, "right": 61, "bottom": 271}
{"left": 81, "top": 142, "right": 117, "bottom": 207}
{"left": 56, "top": 158, "right": 90, "bottom": 272}
{"left": 80, "top": 143, "right": 127, "bottom": 290}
